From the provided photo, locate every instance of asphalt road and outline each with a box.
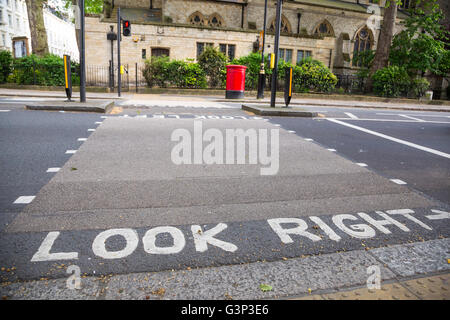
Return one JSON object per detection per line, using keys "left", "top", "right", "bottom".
{"left": 0, "top": 103, "right": 449, "bottom": 285}
{"left": 0, "top": 107, "right": 102, "bottom": 231}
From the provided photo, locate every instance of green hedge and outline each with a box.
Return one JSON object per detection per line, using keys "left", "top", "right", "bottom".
{"left": 143, "top": 56, "right": 207, "bottom": 89}
{"left": 0, "top": 50, "right": 12, "bottom": 84}
{"left": 3, "top": 53, "right": 80, "bottom": 86}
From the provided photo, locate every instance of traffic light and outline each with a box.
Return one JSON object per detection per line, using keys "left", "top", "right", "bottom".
{"left": 123, "top": 20, "right": 131, "bottom": 36}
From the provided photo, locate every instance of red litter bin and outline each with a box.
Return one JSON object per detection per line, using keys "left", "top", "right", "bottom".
{"left": 225, "top": 65, "right": 247, "bottom": 99}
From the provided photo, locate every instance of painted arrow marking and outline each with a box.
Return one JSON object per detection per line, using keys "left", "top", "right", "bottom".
{"left": 425, "top": 209, "right": 450, "bottom": 220}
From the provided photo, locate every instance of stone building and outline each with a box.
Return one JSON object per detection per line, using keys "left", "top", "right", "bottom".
{"left": 85, "top": 0, "right": 417, "bottom": 83}
{"left": 0, "top": 0, "right": 30, "bottom": 57}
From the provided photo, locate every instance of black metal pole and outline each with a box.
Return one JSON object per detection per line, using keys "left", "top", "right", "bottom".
{"left": 117, "top": 7, "right": 121, "bottom": 97}
{"left": 111, "top": 39, "right": 114, "bottom": 90}
{"left": 79, "top": 0, "right": 86, "bottom": 102}
{"left": 135, "top": 62, "right": 138, "bottom": 93}
{"left": 257, "top": 0, "right": 268, "bottom": 99}
{"left": 270, "top": 0, "right": 283, "bottom": 107}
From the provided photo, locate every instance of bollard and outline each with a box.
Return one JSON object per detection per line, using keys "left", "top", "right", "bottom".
{"left": 63, "top": 55, "right": 73, "bottom": 102}
{"left": 284, "top": 67, "right": 293, "bottom": 107}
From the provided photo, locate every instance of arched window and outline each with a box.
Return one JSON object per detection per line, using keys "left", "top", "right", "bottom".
{"left": 313, "top": 20, "right": 334, "bottom": 37}
{"left": 353, "top": 26, "right": 374, "bottom": 66}
{"left": 188, "top": 11, "right": 205, "bottom": 26}
{"left": 268, "top": 15, "right": 292, "bottom": 34}
{"left": 208, "top": 13, "right": 225, "bottom": 28}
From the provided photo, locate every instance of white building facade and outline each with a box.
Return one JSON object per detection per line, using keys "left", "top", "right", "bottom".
{"left": 0, "top": 0, "right": 78, "bottom": 61}
{"left": 0, "top": 0, "right": 30, "bottom": 56}
{"left": 44, "top": 7, "right": 79, "bottom": 61}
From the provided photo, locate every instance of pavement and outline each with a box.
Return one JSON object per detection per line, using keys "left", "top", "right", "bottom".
{"left": 0, "top": 93, "right": 449, "bottom": 301}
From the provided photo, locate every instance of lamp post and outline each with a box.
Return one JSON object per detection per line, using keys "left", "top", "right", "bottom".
{"left": 79, "top": 0, "right": 86, "bottom": 103}
{"left": 256, "top": 0, "right": 268, "bottom": 99}
{"left": 270, "top": 0, "right": 283, "bottom": 107}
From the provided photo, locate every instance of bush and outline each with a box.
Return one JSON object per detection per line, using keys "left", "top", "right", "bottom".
{"left": 0, "top": 50, "right": 12, "bottom": 83}
{"left": 410, "top": 77, "right": 430, "bottom": 98}
{"left": 371, "top": 66, "right": 410, "bottom": 97}
{"left": 293, "top": 58, "right": 337, "bottom": 93}
{"left": 10, "top": 54, "right": 79, "bottom": 86}
{"left": 143, "top": 56, "right": 170, "bottom": 88}
{"left": 143, "top": 56, "right": 207, "bottom": 89}
{"left": 198, "top": 46, "right": 227, "bottom": 88}
{"left": 231, "top": 53, "right": 265, "bottom": 90}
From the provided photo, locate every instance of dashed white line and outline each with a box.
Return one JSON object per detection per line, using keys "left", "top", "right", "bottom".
{"left": 344, "top": 112, "right": 358, "bottom": 119}
{"left": 95, "top": 121, "right": 102, "bottom": 124}
{"left": 0, "top": 109, "right": 10, "bottom": 112}
{"left": 390, "top": 179, "right": 407, "bottom": 185}
{"left": 327, "top": 118, "right": 450, "bottom": 159}
{"left": 65, "top": 150, "right": 77, "bottom": 154}
{"left": 87, "top": 129, "right": 96, "bottom": 132}
{"left": 13, "top": 196, "right": 35, "bottom": 204}
{"left": 288, "top": 130, "right": 296, "bottom": 133}
{"left": 77, "top": 138, "right": 87, "bottom": 141}
{"left": 399, "top": 114, "right": 425, "bottom": 122}
{"left": 304, "top": 138, "right": 314, "bottom": 141}
{"left": 46, "top": 167, "right": 60, "bottom": 173}
{"left": 327, "top": 148, "right": 337, "bottom": 152}
{"left": 356, "top": 163, "right": 368, "bottom": 167}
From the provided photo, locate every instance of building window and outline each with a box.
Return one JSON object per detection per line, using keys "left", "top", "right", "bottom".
{"left": 142, "top": 49, "right": 146, "bottom": 59}
{"left": 196, "top": 42, "right": 213, "bottom": 58}
{"left": 219, "top": 44, "right": 236, "bottom": 61}
{"left": 353, "top": 26, "right": 373, "bottom": 67}
{"left": 313, "top": 20, "right": 334, "bottom": 37}
{"left": 208, "top": 13, "right": 225, "bottom": 28}
{"left": 188, "top": 11, "right": 205, "bottom": 26}
{"left": 297, "top": 50, "right": 312, "bottom": 64}
{"left": 278, "top": 48, "right": 293, "bottom": 63}
{"left": 151, "top": 47, "right": 169, "bottom": 57}
{"left": 268, "top": 15, "right": 292, "bottom": 34}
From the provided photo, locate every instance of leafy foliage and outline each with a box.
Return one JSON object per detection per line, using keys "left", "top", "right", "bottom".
{"left": 0, "top": 50, "right": 13, "bottom": 83}
{"left": 371, "top": 65, "right": 410, "bottom": 97}
{"left": 143, "top": 56, "right": 207, "bottom": 89}
{"left": 389, "top": 0, "right": 449, "bottom": 76}
{"left": 293, "top": 58, "right": 337, "bottom": 93}
{"left": 9, "top": 54, "right": 80, "bottom": 86}
{"left": 197, "top": 46, "right": 227, "bottom": 88}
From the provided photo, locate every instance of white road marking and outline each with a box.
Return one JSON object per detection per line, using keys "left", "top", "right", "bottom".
{"left": 304, "top": 138, "right": 314, "bottom": 141}
{"left": 92, "top": 229, "right": 139, "bottom": 259}
{"left": 327, "top": 148, "right": 337, "bottom": 152}
{"left": 87, "top": 129, "right": 96, "bottom": 131}
{"left": 288, "top": 130, "right": 296, "bottom": 133}
{"left": 328, "top": 118, "right": 450, "bottom": 124}
{"left": 13, "top": 196, "right": 35, "bottom": 204}
{"left": 327, "top": 118, "right": 450, "bottom": 159}
{"left": 344, "top": 112, "right": 358, "bottom": 119}
{"left": 399, "top": 114, "right": 425, "bottom": 122}
{"left": 65, "top": 150, "right": 77, "bottom": 154}
{"left": 77, "top": 138, "right": 87, "bottom": 141}
{"left": 0, "top": 109, "right": 10, "bottom": 112}
{"left": 390, "top": 179, "right": 407, "bottom": 185}
{"left": 425, "top": 209, "right": 450, "bottom": 220}
{"left": 46, "top": 167, "right": 60, "bottom": 173}
{"left": 356, "top": 163, "right": 368, "bottom": 167}
{"left": 95, "top": 121, "right": 102, "bottom": 124}
{"left": 31, "top": 232, "right": 78, "bottom": 262}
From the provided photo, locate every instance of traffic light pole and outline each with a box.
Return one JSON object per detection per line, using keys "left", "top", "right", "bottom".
{"left": 270, "top": 0, "right": 283, "bottom": 107}
{"left": 117, "top": 7, "right": 121, "bottom": 97}
{"left": 79, "top": 0, "right": 86, "bottom": 103}
{"left": 256, "top": 0, "right": 268, "bottom": 99}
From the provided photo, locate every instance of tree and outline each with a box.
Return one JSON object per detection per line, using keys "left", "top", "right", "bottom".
{"left": 25, "top": 0, "right": 49, "bottom": 56}
{"left": 365, "top": 0, "right": 399, "bottom": 91}
{"left": 197, "top": 46, "right": 227, "bottom": 88}
{"left": 389, "top": 0, "right": 450, "bottom": 76}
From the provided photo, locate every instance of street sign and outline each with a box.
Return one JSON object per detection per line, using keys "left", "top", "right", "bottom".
{"left": 284, "top": 67, "right": 293, "bottom": 107}
{"left": 63, "top": 55, "right": 72, "bottom": 102}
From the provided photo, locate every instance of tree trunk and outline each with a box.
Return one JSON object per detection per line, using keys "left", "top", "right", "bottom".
{"left": 25, "top": 0, "right": 49, "bottom": 56}
{"left": 365, "top": 1, "right": 398, "bottom": 91}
